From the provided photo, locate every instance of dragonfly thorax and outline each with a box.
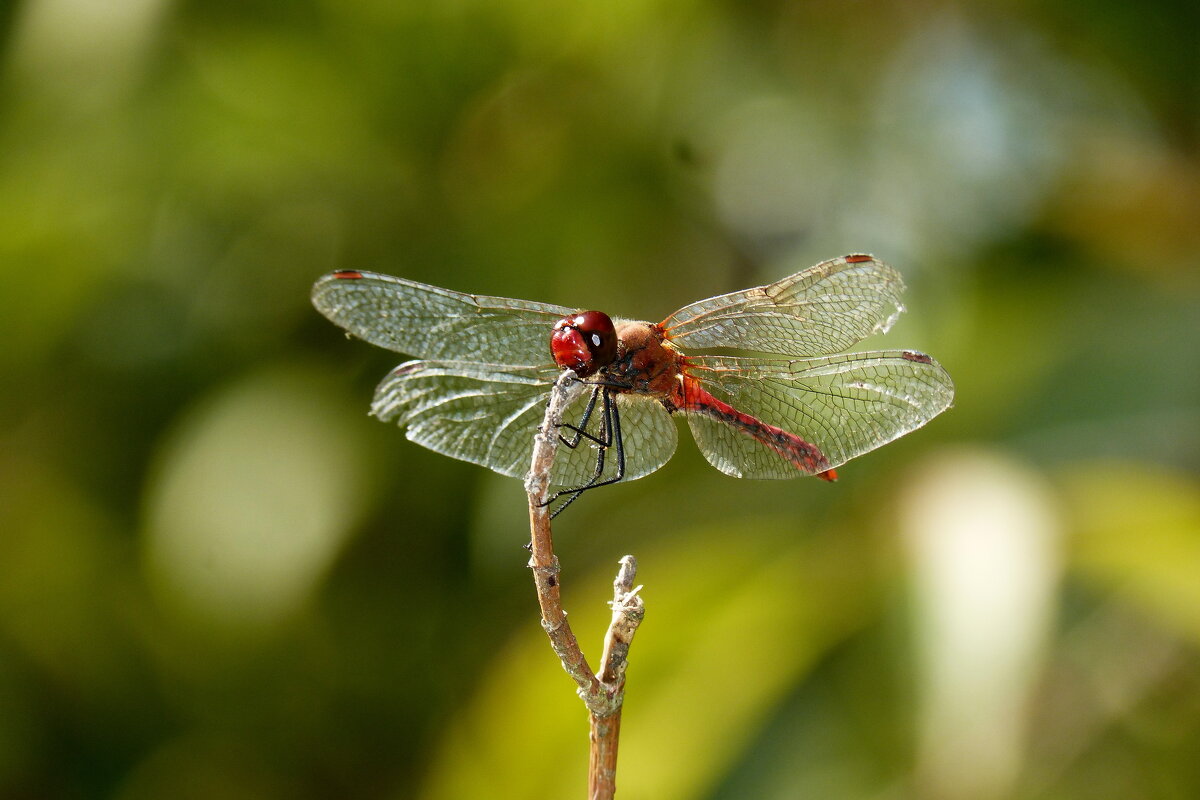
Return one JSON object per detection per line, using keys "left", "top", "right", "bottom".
{"left": 607, "top": 320, "right": 683, "bottom": 400}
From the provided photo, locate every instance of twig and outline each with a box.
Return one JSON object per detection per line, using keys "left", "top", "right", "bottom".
{"left": 590, "top": 556, "right": 644, "bottom": 796}
{"left": 525, "top": 372, "right": 646, "bottom": 799}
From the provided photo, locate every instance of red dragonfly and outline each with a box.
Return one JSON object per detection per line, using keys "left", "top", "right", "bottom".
{"left": 312, "top": 254, "right": 954, "bottom": 516}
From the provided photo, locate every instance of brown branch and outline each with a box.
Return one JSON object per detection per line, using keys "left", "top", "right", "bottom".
{"left": 524, "top": 372, "right": 646, "bottom": 799}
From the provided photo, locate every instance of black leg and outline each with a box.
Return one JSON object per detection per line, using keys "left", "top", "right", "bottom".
{"left": 539, "top": 387, "right": 612, "bottom": 510}
{"left": 557, "top": 385, "right": 609, "bottom": 449}
{"left": 548, "top": 389, "right": 613, "bottom": 516}
{"left": 544, "top": 388, "right": 627, "bottom": 518}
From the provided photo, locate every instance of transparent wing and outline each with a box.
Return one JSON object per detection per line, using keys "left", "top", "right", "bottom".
{"left": 682, "top": 351, "right": 954, "bottom": 478}
{"left": 371, "top": 360, "right": 677, "bottom": 488}
{"left": 661, "top": 254, "right": 906, "bottom": 357}
{"left": 312, "top": 271, "right": 573, "bottom": 367}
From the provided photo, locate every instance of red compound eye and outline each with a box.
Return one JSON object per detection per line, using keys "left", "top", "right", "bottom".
{"left": 550, "top": 311, "right": 617, "bottom": 378}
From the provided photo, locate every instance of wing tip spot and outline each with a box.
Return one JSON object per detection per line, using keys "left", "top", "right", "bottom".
{"left": 901, "top": 350, "right": 933, "bottom": 364}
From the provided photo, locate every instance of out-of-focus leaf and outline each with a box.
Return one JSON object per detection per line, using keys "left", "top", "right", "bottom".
{"left": 0, "top": 460, "right": 130, "bottom": 697}
{"left": 142, "top": 364, "right": 376, "bottom": 633}
{"left": 114, "top": 735, "right": 295, "bottom": 800}
{"left": 1064, "top": 463, "right": 1200, "bottom": 641}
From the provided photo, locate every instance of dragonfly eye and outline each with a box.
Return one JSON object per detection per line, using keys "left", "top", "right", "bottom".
{"left": 551, "top": 311, "right": 616, "bottom": 377}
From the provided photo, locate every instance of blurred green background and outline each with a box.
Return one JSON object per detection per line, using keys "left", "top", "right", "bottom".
{"left": 1, "top": 0, "right": 1198, "bottom": 797}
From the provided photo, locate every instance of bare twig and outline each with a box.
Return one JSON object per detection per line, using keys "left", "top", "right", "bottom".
{"left": 525, "top": 371, "right": 646, "bottom": 799}
{"left": 590, "top": 556, "right": 644, "bottom": 796}
{"left": 599, "top": 556, "right": 644, "bottom": 688}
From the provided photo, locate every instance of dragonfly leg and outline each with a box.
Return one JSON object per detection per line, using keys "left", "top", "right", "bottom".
{"left": 536, "top": 387, "right": 614, "bottom": 512}
{"left": 555, "top": 385, "right": 609, "bottom": 448}
{"left": 539, "top": 388, "right": 610, "bottom": 510}
{"left": 545, "top": 389, "right": 627, "bottom": 518}
{"left": 550, "top": 375, "right": 634, "bottom": 448}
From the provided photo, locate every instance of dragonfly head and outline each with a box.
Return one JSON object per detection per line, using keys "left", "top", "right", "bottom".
{"left": 551, "top": 311, "right": 617, "bottom": 378}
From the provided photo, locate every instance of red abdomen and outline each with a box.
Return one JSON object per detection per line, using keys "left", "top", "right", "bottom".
{"left": 675, "top": 376, "right": 834, "bottom": 477}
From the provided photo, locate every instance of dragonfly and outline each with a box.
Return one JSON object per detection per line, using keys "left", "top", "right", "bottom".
{"left": 312, "top": 254, "right": 954, "bottom": 516}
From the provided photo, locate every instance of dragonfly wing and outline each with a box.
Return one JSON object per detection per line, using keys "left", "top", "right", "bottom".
{"left": 661, "top": 254, "right": 906, "bottom": 357}
{"left": 312, "top": 271, "right": 573, "bottom": 366}
{"left": 683, "top": 351, "right": 954, "bottom": 478}
{"left": 372, "top": 361, "right": 676, "bottom": 488}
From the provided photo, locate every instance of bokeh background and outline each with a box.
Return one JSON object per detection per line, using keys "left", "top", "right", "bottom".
{"left": 2, "top": 0, "right": 1198, "bottom": 797}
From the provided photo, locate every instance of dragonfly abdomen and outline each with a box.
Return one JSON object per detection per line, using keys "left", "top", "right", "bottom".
{"left": 677, "top": 376, "right": 835, "bottom": 478}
